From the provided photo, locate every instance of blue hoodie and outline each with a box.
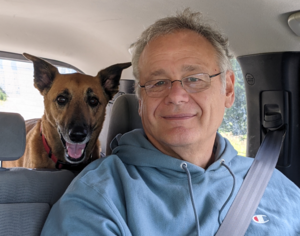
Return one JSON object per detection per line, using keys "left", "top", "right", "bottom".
{"left": 41, "top": 129, "right": 300, "bottom": 236}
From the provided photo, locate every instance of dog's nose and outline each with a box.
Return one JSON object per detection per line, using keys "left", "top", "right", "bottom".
{"left": 69, "top": 126, "right": 88, "bottom": 142}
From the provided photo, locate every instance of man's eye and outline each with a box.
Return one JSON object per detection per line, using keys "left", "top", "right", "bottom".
{"left": 154, "top": 80, "right": 167, "bottom": 87}
{"left": 186, "top": 77, "right": 201, "bottom": 82}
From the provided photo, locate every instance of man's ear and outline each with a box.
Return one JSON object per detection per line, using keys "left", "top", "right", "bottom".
{"left": 97, "top": 62, "right": 131, "bottom": 100}
{"left": 23, "top": 53, "right": 59, "bottom": 95}
{"left": 224, "top": 70, "right": 235, "bottom": 108}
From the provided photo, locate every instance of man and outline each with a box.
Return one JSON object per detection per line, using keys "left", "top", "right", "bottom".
{"left": 42, "top": 9, "right": 300, "bottom": 235}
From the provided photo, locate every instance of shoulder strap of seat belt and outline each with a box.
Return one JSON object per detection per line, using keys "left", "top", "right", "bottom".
{"left": 215, "top": 128, "right": 286, "bottom": 236}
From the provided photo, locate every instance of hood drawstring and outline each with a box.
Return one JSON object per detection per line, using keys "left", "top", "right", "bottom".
{"left": 180, "top": 160, "right": 235, "bottom": 236}
{"left": 218, "top": 159, "right": 236, "bottom": 225}
{"left": 180, "top": 162, "right": 200, "bottom": 236}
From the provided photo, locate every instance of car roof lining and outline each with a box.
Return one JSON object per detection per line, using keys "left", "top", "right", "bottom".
{"left": 0, "top": 0, "right": 300, "bottom": 75}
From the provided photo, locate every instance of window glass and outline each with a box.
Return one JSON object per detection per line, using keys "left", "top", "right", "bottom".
{"left": 219, "top": 59, "right": 247, "bottom": 156}
{"left": 0, "top": 56, "right": 247, "bottom": 156}
{"left": 0, "top": 58, "right": 76, "bottom": 120}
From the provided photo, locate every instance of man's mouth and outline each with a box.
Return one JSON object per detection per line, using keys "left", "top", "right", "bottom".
{"left": 162, "top": 114, "right": 196, "bottom": 120}
{"left": 60, "top": 134, "right": 88, "bottom": 163}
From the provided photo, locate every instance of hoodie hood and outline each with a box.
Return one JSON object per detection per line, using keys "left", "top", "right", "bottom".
{"left": 111, "top": 129, "right": 239, "bottom": 236}
{"left": 111, "top": 129, "right": 238, "bottom": 174}
{"left": 42, "top": 127, "right": 300, "bottom": 236}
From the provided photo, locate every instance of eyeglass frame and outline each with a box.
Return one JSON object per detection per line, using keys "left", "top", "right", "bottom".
{"left": 139, "top": 71, "right": 223, "bottom": 98}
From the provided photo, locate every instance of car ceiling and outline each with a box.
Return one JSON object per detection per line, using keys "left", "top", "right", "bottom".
{"left": 1, "top": 0, "right": 300, "bottom": 78}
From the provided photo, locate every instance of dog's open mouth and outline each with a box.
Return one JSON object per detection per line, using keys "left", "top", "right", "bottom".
{"left": 60, "top": 135, "right": 88, "bottom": 164}
{"left": 66, "top": 142, "right": 86, "bottom": 159}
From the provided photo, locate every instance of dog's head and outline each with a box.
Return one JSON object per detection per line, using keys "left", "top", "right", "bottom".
{"left": 23, "top": 53, "right": 131, "bottom": 164}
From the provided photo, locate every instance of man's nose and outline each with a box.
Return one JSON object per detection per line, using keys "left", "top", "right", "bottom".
{"left": 165, "top": 80, "right": 189, "bottom": 104}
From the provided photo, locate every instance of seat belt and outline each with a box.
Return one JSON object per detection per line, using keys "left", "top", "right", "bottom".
{"left": 215, "top": 127, "right": 286, "bottom": 236}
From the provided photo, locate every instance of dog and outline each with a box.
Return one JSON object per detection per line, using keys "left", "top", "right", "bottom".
{"left": 3, "top": 53, "right": 131, "bottom": 170}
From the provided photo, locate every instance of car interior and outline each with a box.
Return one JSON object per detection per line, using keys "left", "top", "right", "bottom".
{"left": 0, "top": 0, "right": 300, "bottom": 235}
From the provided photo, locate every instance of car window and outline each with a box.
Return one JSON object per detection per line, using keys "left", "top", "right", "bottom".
{"left": 0, "top": 57, "right": 77, "bottom": 120}
{"left": 1, "top": 56, "right": 247, "bottom": 156}
{"left": 219, "top": 59, "right": 247, "bottom": 156}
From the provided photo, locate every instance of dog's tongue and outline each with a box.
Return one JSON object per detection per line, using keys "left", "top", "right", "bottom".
{"left": 66, "top": 142, "right": 86, "bottom": 159}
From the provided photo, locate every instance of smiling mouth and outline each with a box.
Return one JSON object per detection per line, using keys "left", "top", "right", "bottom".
{"left": 60, "top": 133, "right": 88, "bottom": 164}
{"left": 162, "top": 114, "right": 196, "bottom": 120}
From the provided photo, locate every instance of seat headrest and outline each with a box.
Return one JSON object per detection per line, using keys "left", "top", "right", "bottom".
{"left": 106, "top": 94, "right": 143, "bottom": 155}
{"left": 0, "top": 112, "right": 26, "bottom": 161}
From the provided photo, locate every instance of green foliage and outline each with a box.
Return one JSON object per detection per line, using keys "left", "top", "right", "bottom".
{"left": 0, "top": 87, "right": 7, "bottom": 101}
{"left": 219, "top": 59, "right": 247, "bottom": 136}
{"left": 219, "top": 131, "right": 247, "bottom": 156}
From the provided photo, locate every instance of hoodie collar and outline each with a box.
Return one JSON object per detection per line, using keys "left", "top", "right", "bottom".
{"left": 111, "top": 129, "right": 237, "bottom": 174}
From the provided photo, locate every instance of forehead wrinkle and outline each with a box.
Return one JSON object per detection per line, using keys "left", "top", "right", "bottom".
{"left": 149, "top": 69, "right": 167, "bottom": 78}
{"left": 181, "top": 64, "right": 207, "bottom": 73}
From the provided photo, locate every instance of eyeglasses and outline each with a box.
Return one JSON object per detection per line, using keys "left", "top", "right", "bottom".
{"left": 139, "top": 72, "right": 223, "bottom": 98}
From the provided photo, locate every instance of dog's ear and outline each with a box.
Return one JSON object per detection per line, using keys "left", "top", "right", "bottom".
{"left": 97, "top": 62, "right": 131, "bottom": 100}
{"left": 23, "top": 53, "right": 59, "bottom": 95}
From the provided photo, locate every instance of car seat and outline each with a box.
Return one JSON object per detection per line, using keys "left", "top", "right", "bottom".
{"left": 105, "top": 94, "right": 143, "bottom": 156}
{"left": 99, "top": 79, "right": 140, "bottom": 156}
{"left": 0, "top": 112, "right": 75, "bottom": 236}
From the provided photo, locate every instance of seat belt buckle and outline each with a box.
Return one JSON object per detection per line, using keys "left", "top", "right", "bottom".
{"left": 263, "top": 104, "right": 284, "bottom": 131}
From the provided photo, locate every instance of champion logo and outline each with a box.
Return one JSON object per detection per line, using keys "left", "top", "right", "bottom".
{"left": 252, "top": 215, "right": 269, "bottom": 224}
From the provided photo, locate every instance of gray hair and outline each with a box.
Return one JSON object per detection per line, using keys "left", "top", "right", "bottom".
{"left": 130, "top": 8, "right": 234, "bottom": 98}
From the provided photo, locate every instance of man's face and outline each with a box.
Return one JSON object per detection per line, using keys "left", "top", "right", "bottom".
{"left": 138, "top": 30, "right": 235, "bottom": 158}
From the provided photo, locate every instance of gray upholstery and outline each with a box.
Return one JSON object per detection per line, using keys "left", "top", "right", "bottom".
{"left": 99, "top": 92, "right": 125, "bottom": 156}
{"left": 119, "top": 79, "right": 135, "bottom": 94}
{"left": 0, "top": 203, "right": 50, "bottom": 236}
{"left": 0, "top": 168, "right": 75, "bottom": 206}
{"left": 0, "top": 169, "right": 75, "bottom": 236}
{"left": 99, "top": 79, "right": 136, "bottom": 156}
{"left": 0, "top": 112, "right": 75, "bottom": 236}
{"left": 106, "top": 94, "right": 143, "bottom": 155}
{"left": 0, "top": 112, "right": 26, "bottom": 161}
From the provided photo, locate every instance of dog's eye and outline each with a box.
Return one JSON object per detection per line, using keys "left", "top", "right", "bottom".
{"left": 88, "top": 97, "right": 99, "bottom": 107}
{"left": 56, "top": 96, "right": 68, "bottom": 105}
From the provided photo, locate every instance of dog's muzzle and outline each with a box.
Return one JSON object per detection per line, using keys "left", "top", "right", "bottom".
{"left": 59, "top": 126, "right": 90, "bottom": 164}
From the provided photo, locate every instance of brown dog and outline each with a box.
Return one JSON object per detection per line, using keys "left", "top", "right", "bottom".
{"left": 3, "top": 53, "right": 131, "bottom": 170}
